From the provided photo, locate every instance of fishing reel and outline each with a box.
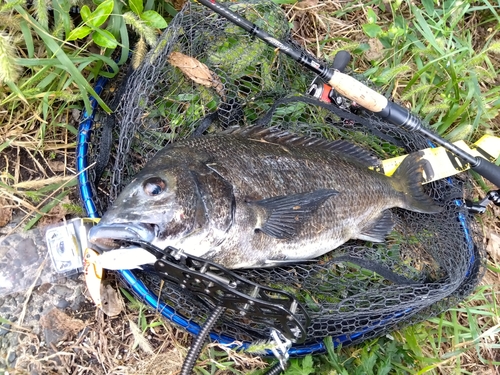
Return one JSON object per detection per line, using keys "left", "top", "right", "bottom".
{"left": 307, "top": 50, "right": 361, "bottom": 124}
{"left": 307, "top": 51, "right": 350, "bottom": 104}
{"left": 308, "top": 51, "right": 500, "bottom": 216}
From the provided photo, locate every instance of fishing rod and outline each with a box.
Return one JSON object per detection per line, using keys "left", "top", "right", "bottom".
{"left": 196, "top": 0, "right": 500, "bottom": 188}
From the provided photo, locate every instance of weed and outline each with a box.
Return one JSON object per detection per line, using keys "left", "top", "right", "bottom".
{"left": 0, "top": 0, "right": 170, "bottom": 227}
{"left": 352, "top": 0, "right": 500, "bottom": 141}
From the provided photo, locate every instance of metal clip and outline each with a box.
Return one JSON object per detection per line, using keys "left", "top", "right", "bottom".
{"left": 168, "top": 246, "right": 187, "bottom": 261}
{"left": 269, "top": 329, "right": 291, "bottom": 371}
{"left": 466, "top": 189, "right": 500, "bottom": 214}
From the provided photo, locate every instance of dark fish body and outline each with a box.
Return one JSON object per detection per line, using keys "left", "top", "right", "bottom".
{"left": 89, "top": 127, "right": 441, "bottom": 268}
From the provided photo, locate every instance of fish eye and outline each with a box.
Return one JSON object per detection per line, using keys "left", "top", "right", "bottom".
{"left": 143, "top": 177, "right": 166, "bottom": 196}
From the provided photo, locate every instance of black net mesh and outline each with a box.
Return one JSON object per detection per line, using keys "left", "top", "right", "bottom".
{"left": 85, "top": 0, "right": 484, "bottom": 349}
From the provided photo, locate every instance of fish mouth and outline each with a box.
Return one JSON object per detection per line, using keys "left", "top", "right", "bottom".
{"left": 88, "top": 222, "right": 156, "bottom": 250}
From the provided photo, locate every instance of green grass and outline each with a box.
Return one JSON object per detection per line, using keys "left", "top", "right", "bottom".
{"left": 1, "top": 0, "right": 499, "bottom": 374}
{"left": 352, "top": 0, "right": 500, "bottom": 142}
{"left": 0, "top": 0, "right": 168, "bottom": 229}
{"left": 306, "top": 281, "right": 499, "bottom": 374}
{"left": 255, "top": 279, "right": 500, "bottom": 374}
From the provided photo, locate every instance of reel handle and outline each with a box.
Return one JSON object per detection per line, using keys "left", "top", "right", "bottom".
{"left": 332, "top": 51, "right": 351, "bottom": 73}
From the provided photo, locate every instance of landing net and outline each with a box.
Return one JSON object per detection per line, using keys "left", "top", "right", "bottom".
{"left": 78, "top": 0, "right": 484, "bottom": 354}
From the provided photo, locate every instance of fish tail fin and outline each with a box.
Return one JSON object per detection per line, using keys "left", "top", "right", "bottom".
{"left": 391, "top": 152, "right": 443, "bottom": 214}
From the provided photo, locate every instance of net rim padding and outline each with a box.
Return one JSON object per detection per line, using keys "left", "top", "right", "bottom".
{"left": 76, "top": 2, "right": 482, "bottom": 356}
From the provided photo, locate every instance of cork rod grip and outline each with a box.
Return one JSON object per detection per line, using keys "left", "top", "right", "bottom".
{"left": 328, "top": 70, "right": 388, "bottom": 113}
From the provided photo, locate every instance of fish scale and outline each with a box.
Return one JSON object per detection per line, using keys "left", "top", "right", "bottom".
{"left": 88, "top": 127, "right": 442, "bottom": 269}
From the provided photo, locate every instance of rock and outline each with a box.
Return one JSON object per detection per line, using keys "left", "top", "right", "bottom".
{"left": 0, "top": 324, "right": 10, "bottom": 336}
{"left": 18, "top": 238, "right": 39, "bottom": 265}
{"left": 70, "top": 293, "right": 87, "bottom": 311}
{"left": 55, "top": 298, "right": 70, "bottom": 309}
{"left": 7, "top": 350, "right": 16, "bottom": 364}
{"left": 51, "top": 285, "right": 73, "bottom": 298}
{"left": 14, "top": 293, "right": 25, "bottom": 305}
{"left": 43, "top": 327, "right": 66, "bottom": 346}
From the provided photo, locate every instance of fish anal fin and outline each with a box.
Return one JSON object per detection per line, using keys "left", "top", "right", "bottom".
{"left": 356, "top": 210, "right": 394, "bottom": 242}
{"left": 251, "top": 189, "right": 339, "bottom": 239}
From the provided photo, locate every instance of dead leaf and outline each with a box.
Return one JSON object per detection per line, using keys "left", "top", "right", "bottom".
{"left": 486, "top": 231, "right": 500, "bottom": 261}
{"left": 100, "top": 283, "right": 123, "bottom": 317}
{"left": 40, "top": 308, "right": 86, "bottom": 333}
{"left": 0, "top": 196, "right": 13, "bottom": 227}
{"left": 168, "top": 51, "right": 225, "bottom": 99}
{"left": 296, "top": 0, "right": 319, "bottom": 9}
{"left": 13, "top": 175, "right": 74, "bottom": 189}
{"left": 71, "top": 108, "right": 81, "bottom": 122}
{"left": 364, "top": 38, "right": 384, "bottom": 61}
{"left": 129, "top": 319, "right": 154, "bottom": 354}
{"left": 40, "top": 308, "right": 86, "bottom": 345}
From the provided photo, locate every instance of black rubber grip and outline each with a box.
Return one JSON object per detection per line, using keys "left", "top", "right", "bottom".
{"left": 332, "top": 50, "right": 351, "bottom": 72}
{"left": 472, "top": 157, "right": 500, "bottom": 188}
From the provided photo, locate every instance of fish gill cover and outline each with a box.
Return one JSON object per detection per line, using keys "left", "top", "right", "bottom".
{"left": 83, "top": 0, "right": 484, "bottom": 349}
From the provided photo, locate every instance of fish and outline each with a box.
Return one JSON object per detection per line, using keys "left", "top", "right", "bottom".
{"left": 88, "top": 126, "right": 442, "bottom": 269}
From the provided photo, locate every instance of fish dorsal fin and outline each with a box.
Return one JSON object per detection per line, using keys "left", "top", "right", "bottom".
{"left": 327, "top": 139, "right": 380, "bottom": 167}
{"left": 226, "top": 126, "right": 379, "bottom": 167}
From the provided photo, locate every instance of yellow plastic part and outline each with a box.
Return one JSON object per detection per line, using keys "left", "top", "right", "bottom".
{"left": 377, "top": 135, "right": 500, "bottom": 183}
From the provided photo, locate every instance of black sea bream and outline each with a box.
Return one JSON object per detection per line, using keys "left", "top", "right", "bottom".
{"left": 88, "top": 127, "right": 441, "bottom": 268}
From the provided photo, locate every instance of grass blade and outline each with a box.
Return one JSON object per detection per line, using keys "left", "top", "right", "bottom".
{"left": 13, "top": 4, "right": 112, "bottom": 114}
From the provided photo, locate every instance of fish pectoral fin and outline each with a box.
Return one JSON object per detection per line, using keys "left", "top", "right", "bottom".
{"left": 251, "top": 189, "right": 339, "bottom": 239}
{"left": 356, "top": 210, "right": 394, "bottom": 242}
